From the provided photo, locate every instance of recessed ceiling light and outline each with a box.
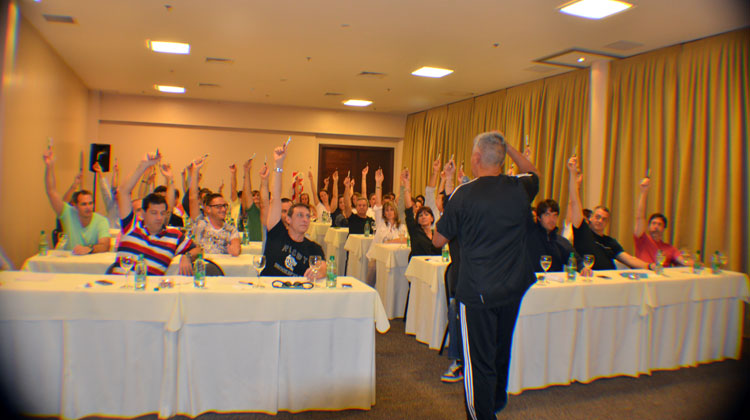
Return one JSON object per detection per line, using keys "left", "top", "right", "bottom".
{"left": 155, "top": 85, "right": 185, "bottom": 94}
{"left": 577, "top": 57, "right": 586, "bottom": 62}
{"left": 411, "top": 66, "right": 454, "bottom": 78}
{"left": 148, "top": 40, "right": 190, "bottom": 54}
{"left": 559, "top": 0, "right": 632, "bottom": 20}
{"left": 342, "top": 99, "right": 372, "bottom": 107}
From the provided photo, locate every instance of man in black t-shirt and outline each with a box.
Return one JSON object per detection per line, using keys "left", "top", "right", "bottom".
{"left": 434, "top": 131, "right": 539, "bottom": 420}
{"left": 342, "top": 174, "right": 374, "bottom": 234}
{"left": 527, "top": 199, "right": 585, "bottom": 272}
{"left": 566, "top": 157, "right": 649, "bottom": 271}
{"left": 261, "top": 143, "right": 326, "bottom": 280}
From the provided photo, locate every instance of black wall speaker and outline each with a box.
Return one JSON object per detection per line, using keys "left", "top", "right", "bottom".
{"left": 89, "top": 143, "right": 111, "bottom": 172}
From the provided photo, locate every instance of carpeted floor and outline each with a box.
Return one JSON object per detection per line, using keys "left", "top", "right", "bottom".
{"left": 14, "top": 319, "right": 749, "bottom": 420}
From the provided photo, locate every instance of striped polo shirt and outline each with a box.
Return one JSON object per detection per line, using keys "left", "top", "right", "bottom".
{"left": 116, "top": 211, "right": 195, "bottom": 275}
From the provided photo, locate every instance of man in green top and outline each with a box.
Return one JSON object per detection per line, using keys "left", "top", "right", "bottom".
{"left": 239, "top": 157, "right": 263, "bottom": 241}
{"left": 43, "top": 147, "right": 111, "bottom": 255}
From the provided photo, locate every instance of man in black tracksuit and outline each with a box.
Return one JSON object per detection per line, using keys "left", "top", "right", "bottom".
{"left": 434, "top": 131, "right": 539, "bottom": 420}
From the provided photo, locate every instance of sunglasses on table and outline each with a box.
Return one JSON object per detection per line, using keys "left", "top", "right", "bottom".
{"left": 271, "top": 280, "right": 314, "bottom": 289}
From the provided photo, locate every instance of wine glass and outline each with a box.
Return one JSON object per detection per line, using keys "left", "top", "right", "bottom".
{"left": 583, "top": 254, "right": 595, "bottom": 281}
{"left": 118, "top": 255, "right": 136, "bottom": 288}
{"left": 309, "top": 255, "right": 321, "bottom": 286}
{"left": 538, "top": 255, "right": 551, "bottom": 286}
{"left": 252, "top": 255, "right": 266, "bottom": 278}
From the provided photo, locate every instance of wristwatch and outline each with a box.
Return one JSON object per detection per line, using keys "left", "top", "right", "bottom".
{"left": 274, "top": 167, "right": 283, "bottom": 173}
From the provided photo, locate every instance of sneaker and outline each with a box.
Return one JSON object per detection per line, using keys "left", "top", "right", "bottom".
{"left": 440, "top": 360, "right": 463, "bottom": 383}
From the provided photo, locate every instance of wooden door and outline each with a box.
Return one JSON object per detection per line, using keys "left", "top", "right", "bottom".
{"left": 318, "top": 145, "right": 395, "bottom": 201}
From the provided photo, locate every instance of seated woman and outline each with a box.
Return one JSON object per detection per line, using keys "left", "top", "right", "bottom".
{"left": 365, "top": 168, "right": 407, "bottom": 285}
{"left": 401, "top": 168, "right": 441, "bottom": 259}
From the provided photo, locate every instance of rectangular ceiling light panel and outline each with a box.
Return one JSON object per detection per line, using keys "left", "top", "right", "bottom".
{"left": 411, "top": 66, "right": 454, "bottom": 78}
{"left": 149, "top": 41, "right": 190, "bottom": 54}
{"left": 155, "top": 85, "right": 186, "bottom": 94}
{"left": 559, "top": 0, "right": 632, "bottom": 19}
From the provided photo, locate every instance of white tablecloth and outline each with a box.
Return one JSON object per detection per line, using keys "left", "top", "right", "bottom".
{"left": 368, "top": 243, "right": 411, "bottom": 319}
{"left": 306, "top": 221, "right": 330, "bottom": 248}
{"left": 399, "top": 264, "right": 750, "bottom": 393}
{"left": 0, "top": 272, "right": 390, "bottom": 418}
{"left": 240, "top": 241, "right": 263, "bottom": 255}
{"left": 324, "top": 228, "right": 349, "bottom": 276}
{"left": 404, "top": 256, "right": 449, "bottom": 350}
{"left": 22, "top": 252, "right": 259, "bottom": 277}
{"left": 344, "top": 234, "right": 374, "bottom": 283}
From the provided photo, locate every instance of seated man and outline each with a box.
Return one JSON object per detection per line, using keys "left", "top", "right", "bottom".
{"left": 342, "top": 173, "right": 375, "bottom": 234}
{"left": 153, "top": 185, "right": 184, "bottom": 227}
{"left": 117, "top": 152, "right": 198, "bottom": 275}
{"left": 43, "top": 147, "right": 110, "bottom": 255}
{"left": 634, "top": 177, "right": 689, "bottom": 266}
{"left": 527, "top": 199, "right": 586, "bottom": 272}
{"left": 261, "top": 142, "right": 326, "bottom": 280}
{"left": 188, "top": 158, "right": 241, "bottom": 256}
{"left": 567, "top": 157, "right": 649, "bottom": 270}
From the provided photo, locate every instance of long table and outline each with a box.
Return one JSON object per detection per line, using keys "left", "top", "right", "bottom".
{"left": 402, "top": 262, "right": 749, "bottom": 393}
{"left": 0, "top": 272, "right": 390, "bottom": 418}
{"left": 22, "top": 251, "right": 263, "bottom": 277}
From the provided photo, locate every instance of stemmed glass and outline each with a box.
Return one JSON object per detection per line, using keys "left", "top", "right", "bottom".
{"left": 718, "top": 251, "right": 728, "bottom": 271}
{"left": 252, "top": 255, "right": 266, "bottom": 278}
{"left": 119, "top": 255, "right": 136, "bottom": 288}
{"left": 538, "top": 255, "right": 551, "bottom": 286}
{"left": 583, "top": 254, "right": 595, "bottom": 282}
{"left": 309, "top": 256, "right": 321, "bottom": 286}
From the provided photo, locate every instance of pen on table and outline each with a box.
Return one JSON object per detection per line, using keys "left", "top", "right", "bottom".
{"left": 239, "top": 281, "right": 254, "bottom": 286}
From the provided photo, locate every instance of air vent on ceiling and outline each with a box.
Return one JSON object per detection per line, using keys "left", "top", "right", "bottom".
{"left": 324, "top": 92, "right": 343, "bottom": 96}
{"left": 357, "top": 71, "right": 387, "bottom": 79}
{"left": 525, "top": 65, "right": 556, "bottom": 73}
{"left": 605, "top": 40, "right": 644, "bottom": 51}
{"left": 198, "top": 83, "right": 220, "bottom": 88}
{"left": 205, "top": 57, "right": 234, "bottom": 64}
{"left": 43, "top": 14, "right": 76, "bottom": 24}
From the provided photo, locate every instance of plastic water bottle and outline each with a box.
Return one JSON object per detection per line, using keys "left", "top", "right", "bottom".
{"left": 39, "top": 230, "right": 49, "bottom": 256}
{"left": 441, "top": 244, "right": 450, "bottom": 262}
{"left": 566, "top": 252, "right": 577, "bottom": 282}
{"left": 326, "top": 255, "right": 337, "bottom": 288}
{"left": 693, "top": 250, "right": 703, "bottom": 274}
{"left": 364, "top": 221, "right": 371, "bottom": 237}
{"left": 710, "top": 251, "right": 720, "bottom": 274}
{"left": 194, "top": 253, "right": 206, "bottom": 288}
{"left": 135, "top": 254, "right": 147, "bottom": 290}
{"left": 406, "top": 233, "right": 411, "bottom": 249}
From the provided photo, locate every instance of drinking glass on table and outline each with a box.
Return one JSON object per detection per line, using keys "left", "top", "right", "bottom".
{"left": 119, "top": 255, "right": 136, "bottom": 288}
{"left": 655, "top": 249, "right": 666, "bottom": 274}
{"left": 309, "top": 255, "right": 322, "bottom": 286}
{"left": 718, "top": 251, "right": 728, "bottom": 271}
{"left": 252, "top": 255, "right": 266, "bottom": 277}
{"left": 583, "top": 254, "right": 595, "bottom": 281}
{"left": 538, "top": 255, "right": 551, "bottom": 286}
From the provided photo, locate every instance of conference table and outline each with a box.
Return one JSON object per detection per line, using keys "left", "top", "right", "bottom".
{"left": 368, "top": 243, "right": 411, "bottom": 319}
{"left": 324, "top": 228, "right": 349, "bottom": 276}
{"left": 22, "top": 251, "right": 263, "bottom": 277}
{"left": 0, "top": 271, "right": 390, "bottom": 418}
{"left": 344, "top": 234, "right": 374, "bottom": 283}
{"left": 402, "top": 262, "right": 750, "bottom": 394}
{"left": 306, "top": 221, "right": 330, "bottom": 248}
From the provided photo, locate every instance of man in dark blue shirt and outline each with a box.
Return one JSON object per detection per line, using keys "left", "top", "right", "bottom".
{"left": 434, "top": 131, "right": 538, "bottom": 420}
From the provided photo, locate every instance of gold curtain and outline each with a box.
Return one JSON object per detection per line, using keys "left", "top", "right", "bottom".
{"left": 603, "top": 29, "right": 749, "bottom": 273}
{"left": 402, "top": 70, "right": 589, "bottom": 205}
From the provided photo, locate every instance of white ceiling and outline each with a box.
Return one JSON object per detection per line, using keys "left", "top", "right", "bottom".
{"left": 17, "top": 0, "right": 749, "bottom": 115}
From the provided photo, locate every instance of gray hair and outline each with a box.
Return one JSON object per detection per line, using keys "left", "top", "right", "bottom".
{"left": 473, "top": 132, "right": 507, "bottom": 168}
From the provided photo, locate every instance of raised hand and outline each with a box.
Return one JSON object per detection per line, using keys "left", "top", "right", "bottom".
{"left": 443, "top": 158, "right": 456, "bottom": 177}
{"left": 457, "top": 164, "right": 465, "bottom": 180}
{"left": 332, "top": 171, "right": 339, "bottom": 182}
{"left": 432, "top": 158, "right": 442, "bottom": 174}
{"left": 159, "top": 163, "right": 173, "bottom": 178}
{"left": 273, "top": 146, "right": 286, "bottom": 164}
{"left": 523, "top": 147, "right": 532, "bottom": 159}
{"left": 93, "top": 162, "right": 103, "bottom": 173}
{"left": 639, "top": 177, "right": 651, "bottom": 192}
{"left": 343, "top": 174, "right": 351, "bottom": 187}
{"left": 567, "top": 156, "right": 578, "bottom": 173}
{"left": 42, "top": 148, "right": 54, "bottom": 166}
{"left": 259, "top": 163, "right": 269, "bottom": 180}
{"left": 243, "top": 157, "right": 253, "bottom": 172}
{"left": 375, "top": 168, "right": 384, "bottom": 184}
{"left": 323, "top": 177, "right": 330, "bottom": 188}
{"left": 229, "top": 163, "right": 237, "bottom": 175}
{"left": 362, "top": 165, "right": 369, "bottom": 177}
{"left": 73, "top": 172, "right": 82, "bottom": 187}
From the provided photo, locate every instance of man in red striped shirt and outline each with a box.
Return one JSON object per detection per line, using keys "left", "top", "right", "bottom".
{"left": 116, "top": 152, "right": 198, "bottom": 275}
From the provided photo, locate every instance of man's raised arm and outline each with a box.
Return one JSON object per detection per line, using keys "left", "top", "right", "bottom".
{"left": 188, "top": 156, "right": 207, "bottom": 222}
{"left": 567, "top": 156, "right": 584, "bottom": 229}
{"left": 160, "top": 163, "right": 175, "bottom": 213}
{"left": 266, "top": 144, "right": 287, "bottom": 228}
{"left": 259, "top": 163, "right": 270, "bottom": 228}
{"left": 241, "top": 158, "right": 254, "bottom": 210}
{"left": 42, "top": 148, "right": 66, "bottom": 217}
{"left": 634, "top": 177, "right": 650, "bottom": 237}
{"left": 343, "top": 174, "right": 353, "bottom": 218}
{"left": 119, "top": 152, "right": 161, "bottom": 219}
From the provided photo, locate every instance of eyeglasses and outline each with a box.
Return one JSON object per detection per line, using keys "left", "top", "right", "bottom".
{"left": 271, "top": 280, "right": 314, "bottom": 289}
{"left": 208, "top": 204, "right": 229, "bottom": 209}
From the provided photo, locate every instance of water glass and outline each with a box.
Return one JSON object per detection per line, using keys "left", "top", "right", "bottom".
{"left": 118, "top": 256, "right": 136, "bottom": 288}
{"left": 538, "top": 255, "right": 551, "bottom": 286}
{"left": 252, "top": 255, "right": 266, "bottom": 277}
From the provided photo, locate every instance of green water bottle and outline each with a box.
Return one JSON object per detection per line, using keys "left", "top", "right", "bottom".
{"left": 326, "top": 255, "right": 337, "bottom": 288}
{"left": 135, "top": 254, "right": 147, "bottom": 290}
{"left": 194, "top": 253, "right": 206, "bottom": 288}
{"left": 364, "top": 221, "right": 371, "bottom": 237}
{"left": 441, "top": 244, "right": 450, "bottom": 262}
{"left": 566, "top": 252, "right": 577, "bottom": 282}
{"left": 39, "top": 230, "right": 49, "bottom": 256}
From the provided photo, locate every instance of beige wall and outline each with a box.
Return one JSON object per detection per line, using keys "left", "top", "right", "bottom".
{"left": 96, "top": 94, "right": 405, "bottom": 211}
{"left": 0, "top": 15, "right": 89, "bottom": 269}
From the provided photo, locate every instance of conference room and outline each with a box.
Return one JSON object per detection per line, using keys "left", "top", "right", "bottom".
{"left": 1, "top": 0, "right": 748, "bottom": 419}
